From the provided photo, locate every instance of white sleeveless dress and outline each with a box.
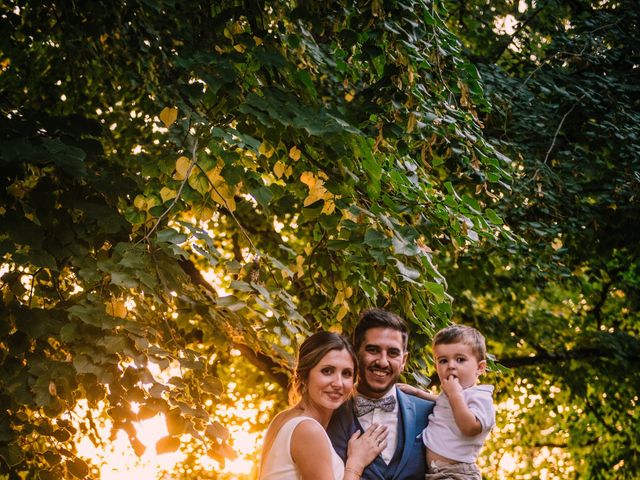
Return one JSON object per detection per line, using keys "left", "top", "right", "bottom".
{"left": 260, "top": 416, "right": 345, "bottom": 479}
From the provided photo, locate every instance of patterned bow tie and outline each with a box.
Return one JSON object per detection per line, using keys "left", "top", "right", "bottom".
{"left": 355, "top": 395, "right": 396, "bottom": 417}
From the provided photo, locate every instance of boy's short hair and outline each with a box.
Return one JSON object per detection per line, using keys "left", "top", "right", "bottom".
{"left": 433, "top": 324, "right": 487, "bottom": 361}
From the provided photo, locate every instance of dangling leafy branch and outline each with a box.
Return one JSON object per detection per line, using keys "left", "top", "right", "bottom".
{"left": 1, "top": 0, "right": 512, "bottom": 477}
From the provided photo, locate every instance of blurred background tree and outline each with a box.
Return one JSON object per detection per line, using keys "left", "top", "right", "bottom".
{"left": 439, "top": 0, "right": 640, "bottom": 478}
{"left": 0, "top": 0, "right": 637, "bottom": 479}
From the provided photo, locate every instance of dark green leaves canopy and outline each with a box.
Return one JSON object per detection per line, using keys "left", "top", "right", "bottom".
{"left": 1, "top": 0, "right": 509, "bottom": 477}
{"left": 2, "top": 0, "right": 638, "bottom": 478}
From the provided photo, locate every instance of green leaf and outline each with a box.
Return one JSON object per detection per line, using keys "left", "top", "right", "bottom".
{"left": 52, "top": 429, "right": 71, "bottom": 442}
{"left": 249, "top": 185, "right": 274, "bottom": 209}
{"left": 425, "top": 281, "right": 447, "bottom": 304}
{"left": 156, "top": 435, "right": 181, "bottom": 455}
{"left": 44, "top": 452, "right": 61, "bottom": 466}
{"left": 392, "top": 235, "right": 419, "bottom": 256}
{"left": 66, "top": 457, "right": 89, "bottom": 478}
{"left": 395, "top": 259, "right": 421, "bottom": 282}
{"left": 16, "top": 309, "right": 59, "bottom": 339}
{"left": 364, "top": 229, "right": 392, "bottom": 249}
{"left": 7, "top": 217, "right": 42, "bottom": 247}
{"left": 157, "top": 229, "right": 188, "bottom": 244}
{"left": 97, "top": 335, "right": 129, "bottom": 353}
{"left": 356, "top": 138, "right": 381, "bottom": 195}
{"left": 216, "top": 295, "right": 246, "bottom": 311}
{"left": 43, "top": 138, "right": 87, "bottom": 177}
{"left": 73, "top": 355, "right": 103, "bottom": 377}
{"left": 110, "top": 271, "right": 138, "bottom": 289}
{"left": 60, "top": 322, "right": 80, "bottom": 342}
{"left": 485, "top": 208, "right": 503, "bottom": 225}
{"left": 327, "top": 239, "right": 351, "bottom": 250}
{"left": 39, "top": 470, "right": 59, "bottom": 480}
{"left": 0, "top": 417, "right": 13, "bottom": 443}
{"left": 229, "top": 280, "right": 253, "bottom": 292}
{"left": 188, "top": 172, "right": 210, "bottom": 195}
{"left": 0, "top": 443, "right": 25, "bottom": 467}
{"left": 27, "top": 250, "right": 58, "bottom": 269}
{"left": 201, "top": 376, "right": 223, "bottom": 396}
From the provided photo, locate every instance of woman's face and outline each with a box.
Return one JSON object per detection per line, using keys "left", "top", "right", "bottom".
{"left": 305, "top": 348, "right": 355, "bottom": 412}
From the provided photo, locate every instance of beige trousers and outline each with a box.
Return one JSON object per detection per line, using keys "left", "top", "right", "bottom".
{"left": 425, "top": 460, "right": 482, "bottom": 480}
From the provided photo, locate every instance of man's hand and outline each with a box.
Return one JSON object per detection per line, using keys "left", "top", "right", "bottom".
{"left": 397, "top": 383, "right": 437, "bottom": 402}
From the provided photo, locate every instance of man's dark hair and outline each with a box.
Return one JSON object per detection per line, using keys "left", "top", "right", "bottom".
{"left": 352, "top": 308, "right": 409, "bottom": 352}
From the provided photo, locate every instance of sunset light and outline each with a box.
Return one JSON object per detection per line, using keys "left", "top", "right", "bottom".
{"left": 72, "top": 393, "right": 555, "bottom": 479}
{"left": 73, "top": 395, "right": 269, "bottom": 479}
{"left": 7, "top": 1, "right": 637, "bottom": 479}
{"left": 76, "top": 414, "right": 186, "bottom": 480}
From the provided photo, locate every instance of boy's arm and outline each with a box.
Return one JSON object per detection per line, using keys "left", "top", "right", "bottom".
{"left": 441, "top": 377, "right": 482, "bottom": 436}
{"left": 396, "top": 383, "right": 438, "bottom": 402}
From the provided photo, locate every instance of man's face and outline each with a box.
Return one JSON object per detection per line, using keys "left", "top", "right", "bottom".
{"left": 356, "top": 327, "right": 408, "bottom": 399}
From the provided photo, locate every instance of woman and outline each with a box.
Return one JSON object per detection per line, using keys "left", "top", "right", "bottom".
{"left": 259, "top": 331, "right": 388, "bottom": 479}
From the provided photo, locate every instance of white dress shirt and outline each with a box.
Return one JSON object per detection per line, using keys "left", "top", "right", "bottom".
{"left": 356, "top": 386, "right": 399, "bottom": 464}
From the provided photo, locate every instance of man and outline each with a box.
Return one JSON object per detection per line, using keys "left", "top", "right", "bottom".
{"left": 327, "top": 309, "right": 435, "bottom": 479}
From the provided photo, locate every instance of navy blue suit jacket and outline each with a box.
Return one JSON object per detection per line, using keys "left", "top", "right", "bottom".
{"left": 327, "top": 389, "right": 434, "bottom": 480}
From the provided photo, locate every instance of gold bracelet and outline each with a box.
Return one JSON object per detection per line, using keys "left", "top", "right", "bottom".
{"left": 344, "top": 466, "right": 362, "bottom": 478}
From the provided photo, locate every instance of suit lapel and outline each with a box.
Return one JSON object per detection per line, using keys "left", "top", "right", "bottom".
{"left": 393, "top": 390, "right": 418, "bottom": 477}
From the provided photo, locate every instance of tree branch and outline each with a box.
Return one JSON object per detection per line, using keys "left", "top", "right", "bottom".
{"left": 177, "top": 257, "right": 290, "bottom": 391}
{"left": 489, "top": 1, "right": 550, "bottom": 64}
{"left": 542, "top": 94, "right": 586, "bottom": 166}
{"left": 137, "top": 137, "right": 198, "bottom": 245}
{"left": 500, "top": 345, "right": 639, "bottom": 368}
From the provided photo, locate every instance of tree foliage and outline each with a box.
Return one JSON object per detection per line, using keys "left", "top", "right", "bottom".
{"left": 3, "top": 0, "right": 638, "bottom": 479}
{"left": 1, "top": 0, "right": 510, "bottom": 478}
{"left": 440, "top": 0, "right": 640, "bottom": 478}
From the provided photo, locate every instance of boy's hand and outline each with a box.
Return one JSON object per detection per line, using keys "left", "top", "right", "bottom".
{"left": 441, "top": 374, "right": 464, "bottom": 398}
{"left": 441, "top": 375, "right": 482, "bottom": 436}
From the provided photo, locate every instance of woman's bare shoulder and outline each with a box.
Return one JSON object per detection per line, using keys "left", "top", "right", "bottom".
{"left": 290, "top": 416, "right": 325, "bottom": 439}
{"left": 290, "top": 418, "right": 334, "bottom": 478}
{"left": 263, "top": 409, "right": 303, "bottom": 447}
{"left": 268, "top": 408, "right": 297, "bottom": 424}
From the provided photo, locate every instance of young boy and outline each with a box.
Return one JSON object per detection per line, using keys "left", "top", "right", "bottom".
{"left": 399, "top": 324, "right": 495, "bottom": 480}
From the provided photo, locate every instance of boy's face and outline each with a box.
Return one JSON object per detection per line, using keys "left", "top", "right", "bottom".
{"left": 433, "top": 342, "right": 486, "bottom": 389}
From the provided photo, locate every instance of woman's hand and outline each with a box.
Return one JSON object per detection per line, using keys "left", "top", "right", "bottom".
{"left": 345, "top": 423, "right": 388, "bottom": 476}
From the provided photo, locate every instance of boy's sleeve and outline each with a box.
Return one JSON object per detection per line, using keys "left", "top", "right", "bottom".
{"left": 467, "top": 387, "right": 496, "bottom": 432}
